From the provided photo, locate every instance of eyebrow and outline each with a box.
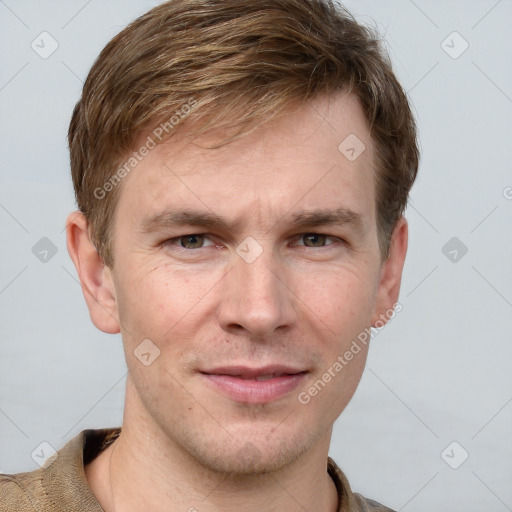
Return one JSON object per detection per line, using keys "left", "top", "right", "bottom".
{"left": 289, "top": 208, "right": 366, "bottom": 233}
{"left": 139, "top": 207, "right": 366, "bottom": 234}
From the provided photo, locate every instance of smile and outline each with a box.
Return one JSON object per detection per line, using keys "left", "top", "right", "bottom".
{"left": 200, "top": 365, "right": 308, "bottom": 404}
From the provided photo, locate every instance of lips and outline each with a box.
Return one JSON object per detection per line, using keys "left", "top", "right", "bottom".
{"left": 204, "top": 365, "right": 304, "bottom": 378}
{"left": 200, "top": 365, "right": 307, "bottom": 404}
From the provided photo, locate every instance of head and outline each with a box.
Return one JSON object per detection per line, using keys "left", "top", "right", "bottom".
{"left": 67, "top": 0, "right": 418, "bottom": 475}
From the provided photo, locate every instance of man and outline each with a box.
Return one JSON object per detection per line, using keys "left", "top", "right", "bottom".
{"left": 0, "top": 0, "right": 418, "bottom": 510}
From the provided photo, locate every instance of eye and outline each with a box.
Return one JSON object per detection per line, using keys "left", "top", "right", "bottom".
{"left": 167, "top": 234, "right": 215, "bottom": 249}
{"left": 295, "top": 233, "right": 339, "bottom": 248}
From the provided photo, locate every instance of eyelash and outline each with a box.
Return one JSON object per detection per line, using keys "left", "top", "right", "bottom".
{"left": 163, "top": 233, "right": 344, "bottom": 251}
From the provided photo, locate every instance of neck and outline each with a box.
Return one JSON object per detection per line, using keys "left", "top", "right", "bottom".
{"left": 85, "top": 384, "right": 339, "bottom": 512}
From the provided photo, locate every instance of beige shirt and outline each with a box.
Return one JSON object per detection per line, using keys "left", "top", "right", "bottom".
{"left": 0, "top": 428, "right": 395, "bottom": 511}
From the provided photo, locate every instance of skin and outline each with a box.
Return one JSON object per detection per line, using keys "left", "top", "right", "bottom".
{"left": 67, "top": 92, "right": 408, "bottom": 512}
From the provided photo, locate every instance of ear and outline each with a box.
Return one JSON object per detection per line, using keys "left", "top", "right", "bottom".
{"left": 371, "top": 216, "right": 408, "bottom": 327}
{"left": 66, "top": 211, "right": 120, "bottom": 334}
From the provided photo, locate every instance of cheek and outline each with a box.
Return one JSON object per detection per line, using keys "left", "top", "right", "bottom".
{"left": 295, "top": 263, "right": 378, "bottom": 335}
{"left": 114, "top": 261, "right": 221, "bottom": 342}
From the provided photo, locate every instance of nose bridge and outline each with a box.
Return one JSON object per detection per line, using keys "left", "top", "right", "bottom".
{"left": 218, "top": 240, "right": 295, "bottom": 336}
{"left": 239, "top": 248, "right": 279, "bottom": 302}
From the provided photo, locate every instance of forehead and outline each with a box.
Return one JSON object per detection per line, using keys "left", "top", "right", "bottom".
{"left": 115, "top": 92, "right": 376, "bottom": 231}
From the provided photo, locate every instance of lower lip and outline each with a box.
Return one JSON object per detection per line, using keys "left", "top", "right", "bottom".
{"left": 202, "top": 373, "right": 307, "bottom": 404}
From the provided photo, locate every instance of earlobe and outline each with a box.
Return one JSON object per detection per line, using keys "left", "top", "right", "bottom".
{"left": 371, "top": 217, "right": 408, "bottom": 327}
{"left": 66, "top": 211, "right": 121, "bottom": 334}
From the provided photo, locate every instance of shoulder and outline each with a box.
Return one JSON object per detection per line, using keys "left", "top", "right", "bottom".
{"left": 0, "top": 428, "right": 121, "bottom": 512}
{"left": 327, "top": 457, "right": 396, "bottom": 512}
{"left": 353, "top": 492, "right": 397, "bottom": 512}
{"left": 0, "top": 469, "right": 45, "bottom": 512}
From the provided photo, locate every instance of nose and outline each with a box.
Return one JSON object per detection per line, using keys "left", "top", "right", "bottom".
{"left": 217, "top": 246, "right": 296, "bottom": 338}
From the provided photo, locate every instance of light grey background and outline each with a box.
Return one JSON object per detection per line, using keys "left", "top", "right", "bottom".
{"left": 1, "top": 1, "right": 511, "bottom": 510}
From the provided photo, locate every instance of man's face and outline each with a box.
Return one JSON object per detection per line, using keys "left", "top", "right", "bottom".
{"left": 106, "top": 93, "right": 396, "bottom": 474}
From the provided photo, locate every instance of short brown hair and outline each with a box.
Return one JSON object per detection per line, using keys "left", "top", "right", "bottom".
{"left": 68, "top": 0, "right": 419, "bottom": 267}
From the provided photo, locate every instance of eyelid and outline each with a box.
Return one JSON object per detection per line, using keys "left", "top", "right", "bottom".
{"left": 162, "top": 232, "right": 344, "bottom": 251}
{"left": 165, "top": 234, "right": 217, "bottom": 248}
{"left": 293, "top": 233, "right": 342, "bottom": 246}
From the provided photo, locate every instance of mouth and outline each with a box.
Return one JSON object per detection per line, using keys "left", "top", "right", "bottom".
{"left": 200, "top": 365, "right": 308, "bottom": 404}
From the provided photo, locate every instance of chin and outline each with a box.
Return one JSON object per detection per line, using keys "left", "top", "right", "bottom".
{"left": 183, "top": 426, "right": 319, "bottom": 477}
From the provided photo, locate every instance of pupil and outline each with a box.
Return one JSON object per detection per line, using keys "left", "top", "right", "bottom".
{"left": 305, "top": 234, "right": 325, "bottom": 247}
{"left": 183, "top": 235, "right": 203, "bottom": 248}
